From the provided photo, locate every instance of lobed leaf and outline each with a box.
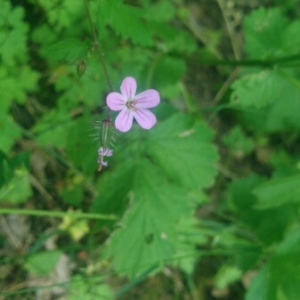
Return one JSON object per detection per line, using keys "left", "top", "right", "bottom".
{"left": 244, "top": 7, "right": 300, "bottom": 59}
{"left": 146, "top": 113, "right": 218, "bottom": 190}
{"left": 99, "top": 1, "right": 152, "bottom": 46}
{"left": 231, "top": 69, "right": 300, "bottom": 132}
{"left": 107, "top": 159, "right": 193, "bottom": 278}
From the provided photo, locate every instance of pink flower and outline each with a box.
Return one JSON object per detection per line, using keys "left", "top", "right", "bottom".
{"left": 106, "top": 77, "right": 160, "bottom": 132}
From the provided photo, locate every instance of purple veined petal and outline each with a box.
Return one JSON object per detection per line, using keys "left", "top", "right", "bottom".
{"left": 115, "top": 108, "right": 134, "bottom": 132}
{"left": 135, "top": 89, "right": 160, "bottom": 109}
{"left": 106, "top": 92, "right": 126, "bottom": 111}
{"left": 133, "top": 108, "right": 157, "bottom": 129}
{"left": 120, "top": 77, "right": 137, "bottom": 99}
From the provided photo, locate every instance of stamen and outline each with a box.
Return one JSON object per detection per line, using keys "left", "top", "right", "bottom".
{"left": 126, "top": 99, "right": 137, "bottom": 111}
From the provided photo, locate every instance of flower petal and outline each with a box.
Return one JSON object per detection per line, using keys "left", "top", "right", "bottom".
{"left": 120, "top": 77, "right": 137, "bottom": 99}
{"left": 135, "top": 89, "right": 160, "bottom": 108}
{"left": 133, "top": 109, "right": 157, "bottom": 129}
{"left": 106, "top": 92, "right": 126, "bottom": 111}
{"left": 115, "top": 108, "right": 134, "bottom": 132}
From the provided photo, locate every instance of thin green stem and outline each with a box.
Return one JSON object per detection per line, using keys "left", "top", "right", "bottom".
{"left": 83, "top": 0, "right": 113, "bottom": 118}
{"left": 179, "top": 82, "right": 198, "bottom": 113}
{"left": 192, "top": 53, "right": 300, "bottom": 67}
{"left": 0, "top": 208, "right": 117, "bottom": 220}
{"left": 116, "top": 264, "right": 159, "bottom": 297}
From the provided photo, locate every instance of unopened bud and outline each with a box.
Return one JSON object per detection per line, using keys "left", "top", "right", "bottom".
{"left": 101, "top": 119, "right": 114, "bottom": 148}
{"left": 77, "top": 60, "right": 86, "bottom": 78}
{"left": 97, "top": 119, "right": 115, "bottom": 171}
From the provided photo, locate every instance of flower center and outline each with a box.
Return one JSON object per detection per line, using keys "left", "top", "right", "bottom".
{"left": 126, "top": 99, "right": 137, "bottom": 111}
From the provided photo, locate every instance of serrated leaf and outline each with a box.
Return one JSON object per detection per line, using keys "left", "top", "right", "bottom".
{"left": 46, "top": 38, "right": 90, "bottom": 63}
{"left": 100, "top": 1, "right": 152, "bottom": 46}
{"left": 0, "top": 66, "right": 39, "bottom": 111}
{"left": 0, "top": 3, "right": 28, "bottom": 65}
{"left": 244, "top": 7, "right": 290, "bottom": 58}
{"left": 107, "top": 159, "right": 194, "bottom": 278}
{"left": 253, "top": 174, "right": 300, "bottom": 209}
{"left": 231, "top": 69, "right": 300, "bottom": 132}
{"left": 231, "top": 70, "right": 300, "bottom": 108}
{"left": 25, "top": 250, "right": 62, "bottom": 276}
{"left": 146, "top": 113, "right": 218, "bottom": 190}
{"left": 172, "top": 217, "right": 206, "bottom": 274}
{"left": 40, "top": 0, "right": 83, "bottom": 30}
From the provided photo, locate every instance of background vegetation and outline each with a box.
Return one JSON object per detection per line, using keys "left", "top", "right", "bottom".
{"left": 1, "top": 0, "right": 300, "bottom": 299}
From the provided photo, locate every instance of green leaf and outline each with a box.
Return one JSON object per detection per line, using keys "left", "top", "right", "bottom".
{"left": 0, "top": 165, "right": 32, "bottom": 204}
{"left": 214, "top": 265, "right": 242, "bottom": 290}
{"left": 100, "top": 1, "right": 152, "bottom": 46}
{"left": 222, "top": 125, "right": 254, "bottom": 156}
{"left": 69, "top": 275, "right": 114, "bottom": 300}
{"left": 172, "top": 217, "right": 207, "bottom": 274}
{"left": 232, "top": 243, "right": 262, "bottom": 272}
{"left": 227, "top": 175, "right": 297, "bottom": 245}
{"left": 231, "top": 69, "right": 300, "bottom": 132}
{"left": 33, "top": 109, "right": 73, "bottom": 148}
{"left": 246, "top": 265, "right": 276, "bottom": 300}
{"left": 152, "top": 56, "right": 186, "bottom": 88}
{"left": 39, "top": 0, "right": 83, "bottom": 30}
{"left": 91, "top": 161, "right": 135, "bottom": 225}
{"left": 0, "top": 66, "right": 39, "bottom": 111}
{"left": 231, "top": 69, "right": 300, "bottom": 109}
{"left": 107, "top": 159, "right": 194, "bottom": 278}
{"left": 253, "top": 174, "right": 300, "bottom": 209}
{"left": 0, "top": 3, "right": 28, "bottom": 65}
{"left": 0, "top": 151, "right": 10, "bottom": 188}
{"left": 65, "top": 116, "right": 108, "bottom": 173}
{"left": 246, "top": 229, "right": 300, "bottom": 300}
{"left": 25, "top": 250, "right": 62, "bottom": 276}
{"left": 0, "top": 113, "right": 21, "bottom": 154}
{"left": 144, "top": 1, "right": 175, "bottom": 22}
{"left": 146, "top": 113, "right": 218, "bottom": 190}
{"left": 46, "top": 38, "right": 90, "bottom": 63}
{"left": 148, "top": 22, "right": 196, "bottom": 54}
{"left": 244, "top": 8, "right": 300, "bottom": 59}
{"left": 60, "top": 184, "right": 83, "bottom": 207}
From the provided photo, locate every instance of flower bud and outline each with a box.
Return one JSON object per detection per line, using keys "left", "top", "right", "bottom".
{"left": 101, "top": 119, "right": 114, "bottom": 148}
{"left": 77, "top": 60, "right": 86, "bottom": 78}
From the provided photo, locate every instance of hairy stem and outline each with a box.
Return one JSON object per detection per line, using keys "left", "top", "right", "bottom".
{"left": 83, "top": 0, "right": 113, "bottom": 118}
